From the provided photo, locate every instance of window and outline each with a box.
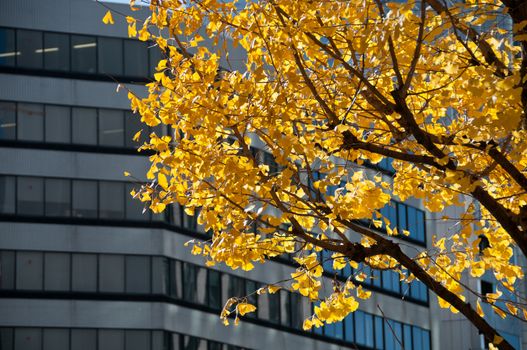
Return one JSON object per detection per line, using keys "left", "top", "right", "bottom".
{"left": 72, "top": 180, "right": 97, "bottom": 218}
{"left": 17, "top": 29, "right": 43, "bottom": 69}
{"left": 44, "top": 252, "right": 70, "bottom": 291}
{"left": 148, "top": 45, "right": 164, "bottom": 77}
{"left": 43, "top": 328, "right": 69, "bottom": 350}
{"left": 355, "top": 311, "right": 374, "bottom": 347}
{"left": 0, "top": 28, "right": 16, "bottom": 67}
{"left": 151, "top": 256, "right": 169, "bottom": 294}
{"left": 0, "top": 101, "right": 16, "bottom": 140}
{"left": 72, "top": 107, "right": 97, "bottom": 145}
{"left": 98, "top": 37, "right": 123, "bottom": 76}
{"left": 124, "top": 40, "right": 148, "bottom": 77}
{"left": 17, "top": 103, "right": 44, "bottom": 141}
{"left": 17, "top": 177, "right": 44, "bottom": 215}
{"left": 14, "top": 328, "right": 41, "bottom": 350}
{"left": 124, "top": 111, "right": 145, "bottom": 148}
{"left": 16, "top": 251, "right": 43, "bottom": 290}
{"left": 45, "top": 178, "right": 71, "bottom": 217}
{"left": 45, "top": 105, "right": 70, "bottom": 143}
{"left": 99, "top": 254, "right": 125, "bottom": 293}
{"left": 183, "top": 263, "right": 206, "bottom": 304}
{"left": 207, "top": 269, "right": 222, "bottom": 310}
{"left": 98, "top": 329, "right": 124, "bottom": 350}
{"left": 71, "top": 329, "right": 97, "bottom": 350}
{"left": 125, "top": 330, "right": 151, "bottom": 350}
{"left": 385, "top": 320, "right": 403, "bottom": 350}
{"left": 125, "top": 255, "right": 150, "bottom": 293}
{"left": 0, "top": 176, "right": 15, "bottom": 214}
{"left": 72, "top": 254, "right": 97, "bottom": 292}
{"left": 99, "top": 181, "right": 125, "bottom": 219}
{"left": 125, "top": 183, "right": 146, "bottom": 221}
{"left": 0, "top": 251, "right": 15, "bottom": 289}
{"left": 99, "top": 109, "right": 124, "bottom": 147}
{"left": 182, "top": 335, "right": 207, "bottom": 350}
{"left": 374, "top": 316, "right": 384, "bottom": 350}
{"left": 481, "top": 280, "right": 494, "bottom": 302}
{"left": 43, "top": 32, "right": 70, "bottom": 71}
{"left": 382, "top": 270, "right": 400, "bottom": 294}
{"left": 403, "top": 325, "right": 412, "bottom": 350}
{"left": 344, "top": 313, "right": 354, "bottom": 342}
{"left": 71, "top": 35, "right": 97, "bottom": 73}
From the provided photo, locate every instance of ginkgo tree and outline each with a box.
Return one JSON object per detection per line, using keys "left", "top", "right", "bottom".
{"left": 105, "top": 0, "right": 527, "bottom": 348}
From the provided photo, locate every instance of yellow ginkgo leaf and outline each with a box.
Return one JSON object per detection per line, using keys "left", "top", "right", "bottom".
{"left": 237, "top": 303, "right": 256, "bottom": 316}
{"left": 102, "top": 10, "right": 114, "bottom": 25}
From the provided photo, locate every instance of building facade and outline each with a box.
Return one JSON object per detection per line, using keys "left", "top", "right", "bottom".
{"left": 0, "top": 0, "right": 442, "bottom": 349}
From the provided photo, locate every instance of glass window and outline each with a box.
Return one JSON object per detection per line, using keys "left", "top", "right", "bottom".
{"left": 416, "top": 210, "right": 425, "bottom": 242}
{"left": 290, "top": 292, "right": 303, "bottom": 329}
{"left": 45, "top": 178, "right": 71, "bottom": 217}
{"left": 98, "top": 37, "right": 123, "bottom": 76}
{"left": 0, "top": 101, "right": 16, "bottom": 140}
{"left": 99, "top": 181, "right": 124, "bottom": 219}
{"left": 355, "top": 311, "right": 374, "bottom": 347}
{"left": 71, "top": 35, "right": 97, "bottom": 73}
{"left": 43, "top": 328, "right": 69, "bottom": 350}
{"left": 228, "top": 276, "right": 245, "bottom": 298}
{"left": 397, "top": 203, "right": 407, "bottom": 232}
{"left": 407, "top": 207, "right": 418, "bottom": 241}
{"left": 148, "top": 45, "right": 164, "bottom": 77}
{"left": 0, "top": 328, "right": 14, "bottom": 350}
{"left": 125, "top": 183, "right": 147, "bottom": 221}
{"left": 45, "top": 105, "right": 71, "bottom": 143}
{"left": 412, "top": 328, "right": 422, "bottom": 350}
{"left": 125, "top": 255, "right": 150, "bottom": 293}
{"left": 403, "top": 325, "right": 413, "bottom": 350}
{"left": 99, "top": 330, "right": 124, "bottom": 350}
{"left": 124, "top": 40, "right": 148, "bottom": 77}
{"left": 344, "top": 313, "right": 354, "bottom": 342}
{"left": 71, "top": 329, "right": 97, "bottom": 350}
{"left": 182, "top": 336, "right": 206, "bottom": 350}
{"left": 17, "top": 177, "right": 44, "bottom": 216}
{"left": 152, "top": 331, "right": 165, "bottom": 350}
{"left": 72, "top": 254, "right": 97, "bottom": 292}
{"left": 208, "top": 341, "right": 223, "bottom": 350}
{"left": 268, "top": 290, "right": 280, "bottom": 324}
{"left": 124, "top": 111, "right": 145, "bottom": 148}
{"left": 17, "top": 29, "right": 43, "bottom": 69}
{"left": 72, "top": 107, "right": 97, "bottom": 145}
{"left": 151, "top": 256, "right": 168, "bottom": 294}
{"left": 0, "top": 28, "right": 16, "bottom": 67}
{"left": 14, "top": 328, "right": 41, "bottom": 350}
{"left": 44, "top": 252, "right": 70, "bottom": 291}
{"left": 17, "top": 103, "right": 44, "bottom": 141}
{"left": 207, "top": 269, "right": 222, "bottom": 310}
{"left": 382, "top": 270, "right": 400, "bottom": 293}
{"left": 16, "top": 251, "right": 43, "bottom": 290}
{"left": 125, "top": 330, "right": 151, "bottom": 350}
{"left": 0, "top": 176, "right": 15, "bottom": 214}
{"left": 72, "top": 180, "right": 97, "bottom": 218}
{"left": 0, "top": 251, "right": 15, "bottom": 289}
{"left": 183, "top": 263, "right": 206, "bottom": 304}
{"left": 43, "top": 32, "right": 70, "bottom": 71}
{"left": 99, "top": 109, "right": 124, "bottom": 147}
{"left": 99, "top": 254, "right": 124, "bottom": 292}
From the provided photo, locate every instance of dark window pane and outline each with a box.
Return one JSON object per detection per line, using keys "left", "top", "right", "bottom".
{"left": 45, "top": 178, "right": 71, "bottom": 217}
{"left": 43, "top": 328, "right": 69, "bottom": 350}
{"left": 0, "top": 176, "right": 15, "bottom": 214}
{"left": 71, "top": 35, "right": 97, "bottom": 73}
{"left": 71, "top": 329, "right": 97, "bottom": 350}
{"left": 17, "top": 177, "right": 44, "bottom": 215}
{"left": 268, "top": 291, "right": 280, "bottom": 324}
{"left": 72, "top": 254, "right": 97, "bottom": 292}
{"left": 375, "top": 316, "right": 384, "bottom": 350}
{"left": 99, "top": 109, "right": 124, "bottom": 146}
{"left": 72, "top": 107, "right": 97, "bottom": 145}
{"left": 43, "top": 32, "right": 70, "bottom": 71}
{"left": 151, "top": 256, "right": 168, "bottom": 294}
{"left": 17, "top": 103, "right": 44, "bottom": 141}
{"left": 99, "top": 330, "right": 124, "bottom": 350}
{"left": 125, "top": 183, "right": 147, "bottom": 221}
{"left": 148, "top": 45, "right": 164, "bottom": 77}
{"left": 45, "top": 105, "right": 71, "bottom": 143}
{"left": 207, "top": 269, "right": 222, "bottom": 310}
{"left": 355, "top": 311, "right": 374, "bottom": 347}
{"left": 16, "top": 251, "right": 43, "bottom": 290}
{"left": 0, "top": 28, "right": 16, "bottom": 67}
{"left": 0, "top": 101, "right": 16, "bottom": 140}
{"left": 416, "top": 210, "right": 425, "bottom": 242}
{"left": 407, "top": 207, "right": 418, "bottom": 240}
{"left": 99, "top": 254, "right": 124, "bottom": 293}
{"left": 290, "top": 292, "right": 302, "bottom": 329}
{"left": 44, "top": 252, "right": 70, "bottom": 291}
{"left": 72, "top": 180, "right": 97, "bottom": 218}
{"left": 125, "top": 330, "right": 151, "bottom": 350}
{"left": 124, "top": 40, "right": 148, "bottom": 77}
{"left": 99, "top": 181, "right": 124, "bottom": 219}
{"left": 403, "top": 325, "right": 413, "bottom": 350}
{"left": 152, "top": 331, "right": 165, "bottom": 350}
{"left": 397, "top": 203, "right": 407, "bottom": 231}
{"left": 17, "top": 29, "right": 43, "bottom": 69}
{"left": 183, "top": 336, "right": 206, "bottom": 350}
{"left": 98, "top": 37, "right": 123, "bottom": 76}
{"left": 183, "top": 263, "right": 206, "bottom": 303}
{"left": 125, "top": 255, "right": 150, "bottom": 293}
{"left": 14, "top": 328, "right": 41, "bottom": 350}
{"left": 0, "top": 251, "right": 15, "bottom": 289}
{"left": 124, "top": 111, "right": 145, "bottom": 148}
{"left": 344, "top": 313, "right": 354, "bottom": 342}
{"left": 0, "top": 328, "right": 13, "bottom": 350}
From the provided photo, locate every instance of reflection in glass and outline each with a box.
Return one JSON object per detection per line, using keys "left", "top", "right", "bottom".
{"left": 0, "top": 101, "right": 16, "bottom": 140}
{"left": 0, "top": 28, "right": 16, "bottom": 67}
{"left": 43, "top": 32, "right": 69, "bottom": 71}
{"left": 17, "top": 29, "right": 43, "bottom": 69}
{"left": 71, "top": 35, "right": 96, "bottom": 73}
